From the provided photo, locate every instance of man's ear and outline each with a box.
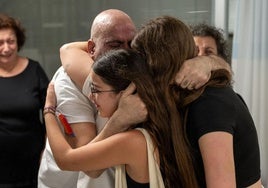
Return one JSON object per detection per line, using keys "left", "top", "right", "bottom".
{"left": 87, "top": 39, "right": 95, "bottom": 56}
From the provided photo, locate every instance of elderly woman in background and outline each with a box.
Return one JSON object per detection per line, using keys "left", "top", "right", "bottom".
{"left": 190, "top": 23, "right": 231, "bottom": 64}
{"left": 0, "top": 13, "right": 49, "bottom": 187}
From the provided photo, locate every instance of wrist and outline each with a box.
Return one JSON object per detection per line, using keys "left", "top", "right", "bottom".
{"left": 109, "top": 110, "right": 130, "bottom": 130}
{"left": 208, "top": 55, "right": 231, "bottom": 72}
{"left": 206, "top": 55, "right": 216, "bottom": 71}
{"left": 43, "top": 106, "right": 56, "bottom": 116}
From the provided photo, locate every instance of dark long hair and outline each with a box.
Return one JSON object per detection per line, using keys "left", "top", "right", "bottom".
{"left": 93, "top": 48, "right": 187, "bottom": 187}
{"left": 131, "top": 16, "right": 199, "bottom": 188}
{"left": 131, "top": 16, "right": 231, "bottom": 188}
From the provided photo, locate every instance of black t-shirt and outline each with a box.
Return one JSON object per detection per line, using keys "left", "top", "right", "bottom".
{"left": 126, "top": 173, "right": 149, "bottom": 188}
{"left": 186, "top": 86, "right": 260, "bottom": 187}
{"left": 0, "top": 59, "right": 49, "bottom": 186}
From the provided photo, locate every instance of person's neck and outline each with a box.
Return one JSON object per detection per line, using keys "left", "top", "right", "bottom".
{"left": 0, "top": 56, "right": 21, "bottom": 77}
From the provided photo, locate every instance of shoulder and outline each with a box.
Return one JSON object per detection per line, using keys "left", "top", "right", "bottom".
{"left": 191, "top": 86, "right": 236, "bottom": 113}
{"left": 27, "top": 58, "right": 48, "bottom": 78}
{"left": 201, "top": 86, "right": 234, "bottom": 100}
{"left": 104, "top": 130, "right": 147, "bottom": 157}
{"left": 27, "top": 58, "right": 43, "bottom": 69}
{"left": 25, "top": 58, "right": 41, "bottom": 70}
{"left": 187, "top": 87, "right": 237, "bottom": 137}
{"left": 114, "top": 130, "right": 146, "bottom": 146}
{"left": 92, "top": 130, "right": 147, "bottom": 166}
{"left": 26, "top": 58, "right": 47, "bottom": 73}
{"left": 114, "top": 130, "right": 148, "bottom": 173}
{"left": 28, "top": 58, "right": 39, "bottom": 64}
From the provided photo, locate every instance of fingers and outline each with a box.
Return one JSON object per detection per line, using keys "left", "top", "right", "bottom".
{"left": 193, "top": 82, "right": 204, "bottom": 90}
{"left": 116, "top": 84, "right": 148, "bottom": 126}
{"left": 175, "top": 76, "right": 197, "bottom": 90}
{"left": 187, "top": 83, "right": 195, "bottom": 90}
{"left": 122, "top": 82, "right": 136, "bottom": 97}
{"left": 175, "top": 71, "right": 210, "bottom": 90}
{"left": 48, "top": 82, "right": 55, "bottom": 91}
{"left": 45, "top": 82, "right": 57, "bottom": 107}
{"left": 175, "top": 62, "right": 192, "bottom": 88}
{"left": 180, "top": 79, "right": 190, "bottom": 88}
{"left": 174, "top": 71, "right": 184, "bottom": 86}
{"left": 182, "top": 80, "right": 195, "bottom": 90}
{"left": 175, "top": 57, "right": 213, "bottom": 90}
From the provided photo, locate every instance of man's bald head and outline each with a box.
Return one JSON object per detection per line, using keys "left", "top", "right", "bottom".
{"left": 91, "top": 9, "right": 135, "bottom": 38}
{"left": 88, "top": 9, "right": 136, "bottom": 59}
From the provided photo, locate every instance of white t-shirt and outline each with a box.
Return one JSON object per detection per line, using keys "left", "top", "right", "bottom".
{"left": 38, "top": 67, "right": 114, "bottom": 188}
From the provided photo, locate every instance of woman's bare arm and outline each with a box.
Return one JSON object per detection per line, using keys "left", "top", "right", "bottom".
{"left": 199, "top": 132, "right": 236, "bottom": 188}
{"left": 44, "top": 83, "right": 147, "bottom": 177}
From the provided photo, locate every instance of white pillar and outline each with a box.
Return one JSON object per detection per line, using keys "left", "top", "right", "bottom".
{"left": 214, "top": 0, "right": 229, "bottom": 38}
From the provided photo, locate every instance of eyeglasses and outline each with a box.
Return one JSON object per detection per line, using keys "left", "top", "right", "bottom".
{"left": 90, "top": 83, "right": 117, "bottom": 94}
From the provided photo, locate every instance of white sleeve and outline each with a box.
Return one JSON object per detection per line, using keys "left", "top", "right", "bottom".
{"left": 82, "top": 73, "right": 92, "bottom": 96}
{"left": 53, "top": 67, "right": 96, "bottom": 124}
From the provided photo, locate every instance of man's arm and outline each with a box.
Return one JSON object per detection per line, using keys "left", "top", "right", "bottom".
{"left": 175, "top": 55, "right": 231, "bottom": 90}
{"left": 60, "top": 41, "right": 93, "bottom": 90}
{"left": 90, "top": 55, "right": 230, "bottom": 161}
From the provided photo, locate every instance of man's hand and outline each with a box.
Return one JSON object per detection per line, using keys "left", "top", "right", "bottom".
{"left": 175, "top": 56, "right": 212, "bottom": 90}
{"left": 105, "top": 83, "right": 147, "bottom": 134}
{"left": 115, "top": 82, "right": 148, "bottom": 127}
{"left": 92, "top": 83, "right": 147, "bottom": 142}
{"left": 175, "top": 55, "right": 231, "bottom": 90}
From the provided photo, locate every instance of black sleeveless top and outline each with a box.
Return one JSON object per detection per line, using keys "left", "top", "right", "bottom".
{"left": 126, "top": 173, "right": 149, "bottom": 188}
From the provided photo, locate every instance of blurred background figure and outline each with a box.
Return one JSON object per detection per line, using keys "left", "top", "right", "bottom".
{"left": 0, "top": 13, "right": 49, "bottom": 187}
{"left": 190, "top": 22, "right": 249, "bottom": 108}
{"left": 190, "top": 23, "right": 231, "bottom": 65}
